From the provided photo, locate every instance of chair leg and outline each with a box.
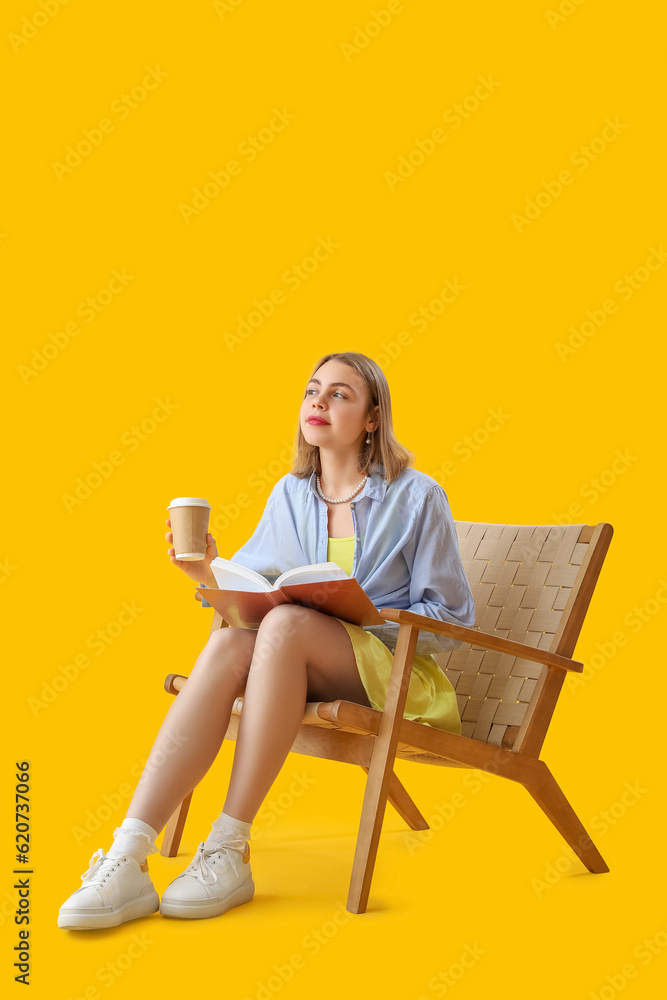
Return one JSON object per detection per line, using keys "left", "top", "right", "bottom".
{"left": 524, "top": 763, "right": 609, "bottom": 874}
{"left": 347, "top": 623, "right": 420, "bottom": 914}
{"left": 347, "top": 757, "right": 393, "bottom": 914}
{"left": 360, "top": 766, "right": 429, "bottom": 831}
{"left": 159, "top": 790, "right": 193, "bottom": 858}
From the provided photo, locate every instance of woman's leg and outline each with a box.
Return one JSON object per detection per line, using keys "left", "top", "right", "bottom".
{"left": 123, "top": 626, "right": 259, "bottom": 834}
{"left": 222, "top": 604, "right": 371, "bottom": 823}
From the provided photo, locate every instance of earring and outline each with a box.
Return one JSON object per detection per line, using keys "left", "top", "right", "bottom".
{"left": 366, "top": 432, "right": 372, "bottom": 444}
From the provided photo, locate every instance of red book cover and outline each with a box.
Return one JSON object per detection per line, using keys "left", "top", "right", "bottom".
{"left": 196, "top": 577, "right": 386, "bottom": 628}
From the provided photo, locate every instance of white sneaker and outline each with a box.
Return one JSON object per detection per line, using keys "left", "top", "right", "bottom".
{"left": 58, "top": 850, "right": 159, "bottom": 930}
{"left": 160, "top": 840, "right": 255, "bottom": 919}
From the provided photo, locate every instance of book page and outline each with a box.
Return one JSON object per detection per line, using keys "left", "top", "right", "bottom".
{"left": 209, "top": 557, "right": 272, "bottom": 592}
{"left": 274, "top": 561, "right": 348, "bottom": 589}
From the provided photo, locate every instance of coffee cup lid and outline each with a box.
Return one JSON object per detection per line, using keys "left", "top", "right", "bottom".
{"left": 168, "top": 497, "right": 211, "bottom": 509}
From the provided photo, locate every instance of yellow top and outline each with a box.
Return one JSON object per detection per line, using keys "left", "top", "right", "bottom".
{"left": 326, "top": 535, "right": 354, "bottom": 577}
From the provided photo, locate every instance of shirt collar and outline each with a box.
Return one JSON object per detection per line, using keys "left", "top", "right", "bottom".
{"left": 307, "top": 466, "right": 387, "bottom": 503}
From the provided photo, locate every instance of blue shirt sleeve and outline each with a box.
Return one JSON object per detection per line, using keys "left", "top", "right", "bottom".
{"left": 408, "top": 485, "right": 476, "bottom": 628}
{"left": 373, "top": 485, "right": 476, "bottom": 654}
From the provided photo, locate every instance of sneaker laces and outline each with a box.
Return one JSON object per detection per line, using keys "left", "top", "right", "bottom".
{"left": 80, "top": 849, "right": 128, "bottom": 886}
{"left": 185, "top": 840, "right": 246, "bottom": 885}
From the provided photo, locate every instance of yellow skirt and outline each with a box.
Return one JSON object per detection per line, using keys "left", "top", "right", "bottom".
{"left": 331, "top": 617, "right": 462, "bottom": 735}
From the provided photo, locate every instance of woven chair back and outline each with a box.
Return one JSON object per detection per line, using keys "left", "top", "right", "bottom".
{"left": 433, "top": 521, "right": 589, "bottom": 748}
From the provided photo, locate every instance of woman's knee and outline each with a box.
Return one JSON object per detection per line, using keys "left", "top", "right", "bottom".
{"left": 206, "top": 625, "right": 256, "bottom": 652}
{"left": 195, "top": 627, "right": 255, "bottom": 688}
{"left": 255, "top": 604, "right": 313, "bottom": 648}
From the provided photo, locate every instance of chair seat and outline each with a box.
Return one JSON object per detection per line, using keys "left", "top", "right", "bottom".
{"left": 164, "top": 673, "right": 517, "bottom": 766}
{"left": 229, "top": 693, "right": 514, "bottom": 767}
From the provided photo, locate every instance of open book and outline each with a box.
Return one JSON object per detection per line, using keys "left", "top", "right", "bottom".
{"left": 197, "top": 557, "right": 385, "bottom": 628}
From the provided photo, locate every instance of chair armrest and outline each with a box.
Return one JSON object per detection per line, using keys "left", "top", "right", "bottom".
{"left": 379, "top": 608, "right": 583, "bottom": 673}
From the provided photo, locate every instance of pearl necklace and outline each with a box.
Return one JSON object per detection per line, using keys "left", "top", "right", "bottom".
{"left": 316, "top": 474, "right": 367, "bottom": 504}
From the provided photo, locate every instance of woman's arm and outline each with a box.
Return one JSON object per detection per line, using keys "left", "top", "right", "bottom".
{"left": 409, "top": 486, "right": 475, "bottom": 619}
{"left": 402, "top": 485, "right": 476, "bottom": 652}
{"left": 198, "top": 566, "right": 218, "bottom": 589}
{"left": 166, "top": 523, "right": 219, "bottom": 591}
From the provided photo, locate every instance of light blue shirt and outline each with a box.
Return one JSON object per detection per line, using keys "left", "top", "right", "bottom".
{"left": 201, "top": 464, "right": 476, "bottom": 657}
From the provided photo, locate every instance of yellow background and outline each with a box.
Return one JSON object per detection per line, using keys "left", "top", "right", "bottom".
{"left": 2, "top": 1, "right": 665, "bottom": 997}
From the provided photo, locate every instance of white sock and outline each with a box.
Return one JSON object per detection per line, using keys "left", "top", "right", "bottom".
{"left": 107, "top": 817, "right": 160, "bottom": 863}
{"left": 204, "top": 809, "right": 252, "bottom": 853}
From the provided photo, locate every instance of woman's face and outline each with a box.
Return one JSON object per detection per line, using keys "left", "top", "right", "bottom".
{"left": 300, "top": 359, "right": 378, "bottom": 452}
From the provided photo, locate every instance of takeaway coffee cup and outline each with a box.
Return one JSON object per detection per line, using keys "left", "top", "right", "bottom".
{"left": 168, "top": 497, "right": 211, "bottom": 560}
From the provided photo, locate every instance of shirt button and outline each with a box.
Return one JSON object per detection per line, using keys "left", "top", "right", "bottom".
{"left": 349, "top": 503, "right": 354, "bottom": 508}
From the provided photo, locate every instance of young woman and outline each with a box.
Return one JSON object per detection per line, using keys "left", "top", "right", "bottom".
{"left": 58, "top": 351, "right": 475, "bottom": 930}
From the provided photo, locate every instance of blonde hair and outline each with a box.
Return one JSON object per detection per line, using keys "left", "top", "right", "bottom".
{"left": 289, "top": 352, "right": 415, "bottom": 485}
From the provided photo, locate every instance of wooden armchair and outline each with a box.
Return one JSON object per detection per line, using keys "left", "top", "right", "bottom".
{"left": 160, "top": 519, "right": 613, "bottom": 914}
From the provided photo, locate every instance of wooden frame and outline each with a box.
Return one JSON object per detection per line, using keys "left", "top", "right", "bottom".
{"left": 159, "top": 520, "right": 613, "bottom": 914}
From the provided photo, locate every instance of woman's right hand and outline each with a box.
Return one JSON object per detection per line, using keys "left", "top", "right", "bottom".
{"left": 165, "top": 518, "right": 219, "bottom": 587}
